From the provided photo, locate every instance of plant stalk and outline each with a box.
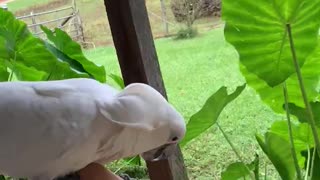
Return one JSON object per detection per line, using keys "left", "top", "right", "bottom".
{"left": 309, "top": 147, "right": 316, "bottom": 179}
{"left": 305, "top": 146, "right": 311, "bottom": 180}
{"left": 217, "top": 123, "right": 255, "bottom": 180}
{"left": 264, "top": 163, "right": 267, "bottom": 180}
{"left": 283, "top": 83, "right": 303, "bottom": 180}
{"left": 9, "top": 52, "right": 17, "bottom": 81}
{"left": 286, "top": 23, "right": 320, "bottom": 158}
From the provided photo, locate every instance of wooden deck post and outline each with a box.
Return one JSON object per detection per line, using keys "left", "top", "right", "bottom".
{"left": 103, "top": 0, "right": 188, "bottom": 179}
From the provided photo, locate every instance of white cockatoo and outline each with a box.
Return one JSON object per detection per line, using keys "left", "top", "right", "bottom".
{"left": 0, "top": 78, "right": 186, "bottom": 180}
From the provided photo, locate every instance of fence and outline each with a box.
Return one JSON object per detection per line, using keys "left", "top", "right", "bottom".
{"left": 16, "top": 0, "right": 93, "bottom": 48}
{"left": 9, "top": 0, "right": 221, "bottom": 48}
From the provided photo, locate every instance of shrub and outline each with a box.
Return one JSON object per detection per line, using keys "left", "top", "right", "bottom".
{"left": 175, "top": 27, "right": 198, "bottom": 39}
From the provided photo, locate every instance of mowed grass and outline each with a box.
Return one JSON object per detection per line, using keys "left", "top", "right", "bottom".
{"left": 85, "top": 28, "right": 280, "bottom": 179}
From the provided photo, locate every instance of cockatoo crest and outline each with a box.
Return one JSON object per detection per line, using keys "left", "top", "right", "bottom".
{"left": 98, "top": 83, "right": 186, "bottom": 161}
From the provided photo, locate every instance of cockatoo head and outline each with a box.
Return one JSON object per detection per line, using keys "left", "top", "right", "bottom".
{"left": 100, "top": 83, "right": 186, "bottom": 162}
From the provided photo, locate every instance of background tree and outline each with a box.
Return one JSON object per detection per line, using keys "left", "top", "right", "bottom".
{"left": 171, "top": 0, "right": 221, "bottom": 28}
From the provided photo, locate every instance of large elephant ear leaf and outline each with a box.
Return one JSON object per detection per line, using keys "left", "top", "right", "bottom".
{"left": 41, "top": 26, "right": 106, "bottom": 83}
{"left": 256, "top": 133, "right": 297, "bottom": 180}
{"left": 180, "top": 84, "right": 246, "bottom": 147}
{"left": 238, "top": 39, "right": 320, "bottom": 113}
{"left": 287, "top": 101, "right": 320, "bottom": 127}
{"left": 222, "top": 0, "right": 320, "bottom": 87}
{"left": 0, "top": 9, "right": 92, "bottom": 81}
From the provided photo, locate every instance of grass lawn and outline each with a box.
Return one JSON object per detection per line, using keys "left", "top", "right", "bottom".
{"left": 85, "top": 27, "right": 280, "bottom": 179}
{"left": 7, "top": 0, "right": 52, "bottom": 12}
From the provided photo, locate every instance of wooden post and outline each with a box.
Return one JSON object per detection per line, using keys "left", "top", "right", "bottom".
{"left": 160, "top": 0, "right": 169, "bottom": 35}
{"left": 30, "top": 11, "right": 38, "bottom": 34}
{"left": 103, "top": 0, "right": 188, "bottom": 180}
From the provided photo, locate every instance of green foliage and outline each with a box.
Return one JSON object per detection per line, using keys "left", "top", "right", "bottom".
{"left": 113, "top": 166, "right": 147, "bottom": 179}
{"left": 302, "top": 148, "right": 320, "bottom": 179}
{"left": 221, "top": 155, "right": 259, "bottom": 180}
{"left": 41, "top": 26, "right": 106, "bottom": 82}
{"left": 180, "top": 84, "right": 246, "bottom": 147}
{"left": 223, "top": 0, "right": 320, "bottom": 87}
{"left": 175, "top": 27, "right": 198, "bottom": 40}
{"left": 288, "top": 102, "right": 320, "bottom": 127}
{"left": 221, "top": 162, "right": 253, "bottom": 180}
{"left": 239, "top": 43, "right": 320, "bottom": 113}
{"left": 221, "top": 0, "right": 320, "bottom": 179}
{"left": 109, "top": 74, "right": 125, "bottom": 89}
{"left": 0, "top": 9, "right": 57, "bottom": 81}
{"left": 0, "top": 9, "right": 105, "bottom": 82}
{"left": 256, "top": 132, "right": 297, "bottom": 179}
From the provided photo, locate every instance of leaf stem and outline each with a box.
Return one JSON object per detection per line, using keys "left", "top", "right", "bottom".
{"left": 310, "top": 147, "right": 316, "bottom": 179}
{"left": 217, "top": 123, "right": 255, "bottom": 180}
{"left": 283, "top": 82, "right": 302, "bottom": 180}
{"left": 305, "top": 146, "right": 311, "bottom": 180}
{"left": 286, "top": 23, "right": 320, "bottom": 158}
{"left": 264, "top": 163, "right": 267, "bottom": 180}
{"left": 8, "top": 52, "right": 17, "bottom": 81}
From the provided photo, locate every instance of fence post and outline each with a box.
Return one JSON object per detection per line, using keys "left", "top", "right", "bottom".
{"left": 30, "top": 11, "right": 38, "bottom": 34}
{"left": 160, "top": 0, "right": 169, "bottom": 35}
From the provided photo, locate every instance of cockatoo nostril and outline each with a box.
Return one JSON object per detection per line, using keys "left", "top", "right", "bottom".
{"left": 171, "top": 137, "right": 178, "bottom": 141}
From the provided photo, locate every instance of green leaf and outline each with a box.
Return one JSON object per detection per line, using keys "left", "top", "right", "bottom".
{"left": 0, "top": 9, "right": 88, "bottom": 81}
{"left": 11, "top": 61, "right": 47, "bottom": 81}
{"left": 109, "top": 74, "right": 125, "bottom": 89}
{"left": 41, "top": 26, "right": 106, "bottom": 83}
{"left": 301, "top": 148, "right": 320, "bottom": 180}
{"left": 269, "top": 121, "right": 314, "bottom": 148}
{"left": 46, "top": 61, "right": 90, "bottom": 81}
{"left": 123, "top": 156, "right": 141, "bottom": 166}
{"left": 180, "top": 84, "right": 246, "bottom": 147}
{"left": 0, "top": 175, "right": 4, "bottom": 180}
{"left": 240, "top": 40, "right": 320, "bottom": 113}
{"left": 267, "top": 120, "right": 314, "bottom": 168}
{"left": 0, "top": 59, "right": 9, "bottom": 82}
{"left": 256, "top": 132, "right": 296, "bottom": 179}
{"left": 221, "top": 162, "right": 252, "bottom": 180}
{"left": 223, "top": 0, "right": 320, "bottom": 87}
{"left": 221, "top": 155, "right": 259, "bottom": 180}
{"left": 0, "top": 37, "right": 9, "bottom": 81}
{"left": 0, "top": 10, "right": 55, "bottom": 73}
{"left": 288, "top": 102, "right": 320, "bottom": 127}
{"left": 44, "top": 42, "right": 88, "bottom": 75}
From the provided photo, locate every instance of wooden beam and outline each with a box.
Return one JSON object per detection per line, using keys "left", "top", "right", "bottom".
{"left": 103, "top": 0, "right": 188, "bottom": 180}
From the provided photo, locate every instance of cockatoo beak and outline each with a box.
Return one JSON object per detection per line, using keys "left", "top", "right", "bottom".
{"left": 141, "top": 142, "right": 178, "bottom": 162}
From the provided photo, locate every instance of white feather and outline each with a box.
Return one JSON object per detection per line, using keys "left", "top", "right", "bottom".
{"left": 0, "top": 78, "right": 186, "bottom": 180}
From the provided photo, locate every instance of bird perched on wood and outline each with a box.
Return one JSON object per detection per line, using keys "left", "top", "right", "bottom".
{"left": 0, "top": 78, "right": 186, "bottom": 180}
